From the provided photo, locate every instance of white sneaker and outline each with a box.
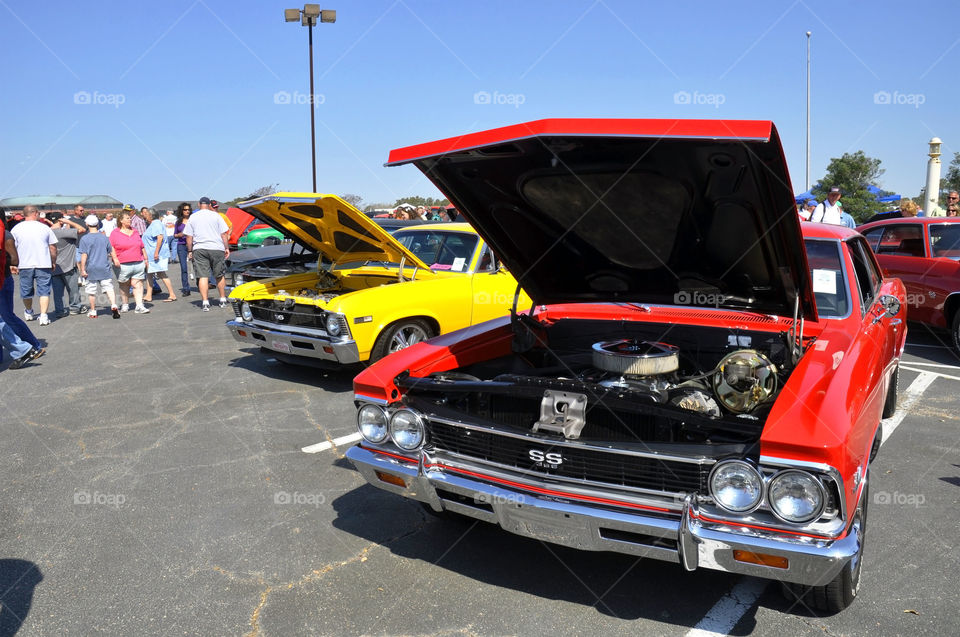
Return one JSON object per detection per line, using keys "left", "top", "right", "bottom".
{"left": 134, "top": 305, "right": 150, "bottom": 314}
{"left": 38, "top": 313, "right": 50, "bottom": 326}
{"left": 24, "top": 310, "right": 35, "bottom": 321}
{"left": 202, "top": 301, "right": 210, "bottom": 312}
{"left": 219, "top": 298, "right": 229, "bottom": 308}
{"left": 120, "top": 304, "right": 130, "bottom": 313}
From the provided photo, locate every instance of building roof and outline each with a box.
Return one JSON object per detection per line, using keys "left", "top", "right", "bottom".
{"left": 151, "top": 200, "right": 200, "bottom": 212}
{"left": 0, "top": 195, "right": 122, "bottom": 207}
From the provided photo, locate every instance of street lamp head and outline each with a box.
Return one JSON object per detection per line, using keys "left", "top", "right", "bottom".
{"left": 320, "top": 9, "right": 336, "bottom": 23}
{"left": 806, "top": 31, "right": 811, "bottom": 37}
{"left": 303, "top": 4, "right": 320, "bottom": 18}
{"left": 284, "top": 8, "right": 300, "bottom": 22}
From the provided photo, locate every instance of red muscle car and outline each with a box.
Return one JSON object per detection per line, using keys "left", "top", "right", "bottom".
{"left": 857, "top": 216, "right": 960, "bottom": 350}
{"left": 345, "top": 119, "right": 907, "bottom": 612}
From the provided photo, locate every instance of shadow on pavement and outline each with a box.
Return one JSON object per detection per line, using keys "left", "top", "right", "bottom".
{"left": 331, "top": 485, "right": 760, "bottom": 632}
{"left": 226, "top": 348, "right": 356, "bottom": 392}
{"left": 0, "top": 559, "right": 42, "bottom": 637}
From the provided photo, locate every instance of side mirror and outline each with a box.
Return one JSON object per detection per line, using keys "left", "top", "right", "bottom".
{"left": 879, "top": 294, "right": 901, "bottom": 318}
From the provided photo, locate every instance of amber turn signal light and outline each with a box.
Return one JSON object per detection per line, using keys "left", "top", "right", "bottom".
{"left": 375, "top": 471, "right": 407, "bottom": 488}
{"left": 733, "top": 550, "right": 788, "bottom": 569}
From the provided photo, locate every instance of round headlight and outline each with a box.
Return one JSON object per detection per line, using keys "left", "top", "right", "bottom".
{"left": 235, "top": 273, "right": 245, "bottom": 285}
{"left": 357, "top": 404, "right": 388, "bottom": 443}
{"left": 240, "top": 301, "right": 253, "bottom": 321}
{"left": 389, "top": 409, "right": 425, "bottom": 450}
{"left": 325, "top": 314, "right": 342, "bottom": 337}
{"left": 768, "top": 470, "right": 824, "bottom": 523}
{"left": 709, "top": 461, "right": 763, "bottom": 513}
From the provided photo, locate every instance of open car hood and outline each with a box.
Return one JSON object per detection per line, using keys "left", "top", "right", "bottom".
{"left": 387, "top": 119, "right": 816, "bottom": 320}
{"left": 239, "top": 193, "right": 431, "bottom": 270}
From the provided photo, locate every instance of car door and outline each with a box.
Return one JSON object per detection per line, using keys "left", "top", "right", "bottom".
{"left": 469, "top": 244, "right": 526, "bottom": 325}
{"left": 919, "top": 223, "right": 960, "bottom": 329}
{"left": 846, "top": 236, "right": 902, "bottom": 423}
{"left": 864, "top": 223, "right": 933, "bottom": 323}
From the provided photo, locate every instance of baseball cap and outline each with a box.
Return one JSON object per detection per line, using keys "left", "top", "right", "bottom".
{"left": 46, "top": 212, "right": 63, "bottom": 223}
{"left": 122, "top": 204, "right": 135, "bottom": 211}
{"left": 85, "top": 214, "right": 100, "bottom": 227}
{"left": 199, "top": 196, "right": 211, "bottom": 204}
{"left": 828, "top": 187, "right": 841, "bottom": 195}
{"left": 210, "top": 199, "right": 220, "bottom": 210}
{"left": 806, "top": 198, "right": 817, "bottom": 206}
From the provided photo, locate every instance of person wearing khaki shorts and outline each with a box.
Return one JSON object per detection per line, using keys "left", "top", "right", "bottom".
{"left": 184, "top": 197, "right": 230, "bottom": 311}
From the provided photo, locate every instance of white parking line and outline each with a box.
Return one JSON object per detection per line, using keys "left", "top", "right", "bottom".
{"left": 301, "top": 432, "right": 362, "bottom": 454}
{"left": 898, "top": 360, "right": 960, "bottom": 370}
{"left": 684, "top": 578, "right": 769, "bottom": 636}
{"left": 900, "top": 365, "right": 960, "bottom": 382}
{"left": 882, "top": 370, "right": 938, "bottom": 449}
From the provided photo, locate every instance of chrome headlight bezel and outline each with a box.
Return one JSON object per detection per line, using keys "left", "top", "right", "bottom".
{"left": 767, "top": 470, "right": 826, "bottom": 524}
{"left": 388, "top": 409, "right": 425, "bottom": 451}
{"left": 240, "top": 301, "right": 253, "bottom": 322}
{"left": 357, "top": 404, "right": 389, "bottom": 444}
{"left": 325, "top": 313, "right": 343, "bottom": 337}
{"left": 708, "top": 460, "right": 764, "bottom": 514}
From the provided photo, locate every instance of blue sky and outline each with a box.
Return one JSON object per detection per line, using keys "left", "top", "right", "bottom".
{"left": 2, "top": 0, "right": 958, "bottom": 208}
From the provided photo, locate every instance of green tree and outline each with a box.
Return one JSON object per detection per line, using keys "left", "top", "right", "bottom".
{"left": 812, "top": 151, "right": 887, "bottom": 222}
{"left": 942, "top": 152, "right": 960, "bottom": 200}
{"left": 393, "top": 195, "right": 449, "bottom": 208}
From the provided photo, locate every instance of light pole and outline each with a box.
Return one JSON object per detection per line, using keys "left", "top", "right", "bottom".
{"left": 925, "top": 137, "right": 942, "bottom": 214}
{"left": 284, "top": 5, "right": 336, "bottom": 193}
{"left": 805, "top": 31, "right": 811, "bottom": 192}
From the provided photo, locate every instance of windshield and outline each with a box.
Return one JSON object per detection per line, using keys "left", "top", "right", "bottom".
{"left": 804, "top": 238, "right": 849, "bottom": 318}
{"left": 929, "top": 223, "right": 960, "bottom": 259}
{"left": 394, "top": 230, "right": 478, "bottom": 272}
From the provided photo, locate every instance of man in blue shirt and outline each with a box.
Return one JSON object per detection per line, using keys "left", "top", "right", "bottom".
{"left": 78, "top": 215, "right": 121, "bottom": 318}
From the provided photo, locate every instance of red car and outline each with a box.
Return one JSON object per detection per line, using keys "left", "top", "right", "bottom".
{"left": 346, "top": 119, "right": 906, "bottom": 611}
{"left": 857, "top": 216, "right": 960, "bottom": 350}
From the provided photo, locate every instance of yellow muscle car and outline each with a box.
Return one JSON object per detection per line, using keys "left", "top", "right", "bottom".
{"left": 226, "top": 193, "right": 528, "bottom": 365}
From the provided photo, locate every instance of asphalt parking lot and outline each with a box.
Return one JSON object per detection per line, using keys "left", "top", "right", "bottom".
{"left": 1, "top": 291, "right": 958, "bottom": 637}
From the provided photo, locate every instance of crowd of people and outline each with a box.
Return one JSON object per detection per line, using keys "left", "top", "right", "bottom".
{"left": 799, "top": 186, "right": 960, "bottom": 226}
{"left": 1, "top": 196, "right": 232, "bottom": 369}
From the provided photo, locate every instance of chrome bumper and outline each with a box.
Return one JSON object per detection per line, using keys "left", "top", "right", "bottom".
{"left": 226, "top": 319, "right": 361, "bottom": 364}
{"left": 345, "top": 445, "right": 860, "bottom": 586}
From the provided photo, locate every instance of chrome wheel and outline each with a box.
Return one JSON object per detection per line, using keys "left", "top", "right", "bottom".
{"left": 389, "top": 324, "right": 429, "bottom": 353}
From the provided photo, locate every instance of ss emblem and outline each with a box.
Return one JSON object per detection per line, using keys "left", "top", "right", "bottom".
{"left": 528, "top": 449, "right": 563, "bottom": 466}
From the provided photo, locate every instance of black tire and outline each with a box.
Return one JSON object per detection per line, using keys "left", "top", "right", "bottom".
{"left": 881, "top": 365, "right": 898, "bottom": 419}
{"left": 952, "top": 310, "right": 960, "bottom": 354}
{"left": 781, "top": 482, "right": 868, "bottom": 613}
{"left": 370, "top": 319, "right": 434, "bottom": 362}
{"left": 262, "top": 236, "right": 280, "bottom": 246}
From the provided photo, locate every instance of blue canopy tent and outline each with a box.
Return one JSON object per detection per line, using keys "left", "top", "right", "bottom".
{"left": 794, "top": 184, "right": 901, "bottom": 204}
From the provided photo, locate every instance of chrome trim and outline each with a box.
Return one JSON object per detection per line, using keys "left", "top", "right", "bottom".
{"left": 760, "top": 456, "right": 846, "bottom": 520}
{"left": 346, "top": 444, "right": 863, "bottom": 586}
{"left": 389, "top": 409, "right": 426, "bottom": 451}
{"left": 226, "top": 319, "right": 361, "bottom": 364}
{"left": 708, "top": 460, "right": 764, "bottom": 514}
{"left": 427, "top": 415, "right": 717, "bottom": 466}
{"left": 428, "top": 450, "right": 687, "bottom": 510}
{"left": 355, "top": 394, "right": 389, "bottom": 405}
{"left": 766, "top": 470, "right": 827, "bottom": 524}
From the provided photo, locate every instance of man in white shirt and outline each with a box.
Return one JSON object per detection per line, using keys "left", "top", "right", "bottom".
{"left": 161, "top": 209, "right": 178, "bottom": 262}
{"left": 811, "top": 187, "right": 843, "bottom": 225}
{"left": 184, "top": 196, "right": 230, "bottom": 311}
{"left": 10, "top": 206, "right": 58, "bottom": 325}
{"left": 100, "top": 211, "right": 117, "bottom": 236}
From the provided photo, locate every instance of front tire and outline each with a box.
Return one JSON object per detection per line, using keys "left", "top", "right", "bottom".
{"left": 781, "top": 482, "right": 868, "bottom": 612}
{"left": 881, "top": 365, "right": 898, "bottom": 419}
{"left": 370, "top": 319, "right": 434, "bottom": 362}
{"left": 952, "top": 310, "right": 960, "bottom": 353}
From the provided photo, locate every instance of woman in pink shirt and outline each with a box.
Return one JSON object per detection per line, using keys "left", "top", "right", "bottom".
{"left": 109, "top": 212, "right": 150, "bottom": 313}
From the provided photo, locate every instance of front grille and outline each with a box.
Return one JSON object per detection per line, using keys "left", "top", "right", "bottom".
{"left": 249, "top": 302, "right": 325, "bottom": 329}
{"left": 428, "top": 420, "right": 707, "bottom": 494}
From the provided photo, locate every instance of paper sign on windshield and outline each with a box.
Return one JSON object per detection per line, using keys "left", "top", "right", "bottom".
{"left": 812, "top": 269, "right": 837, "bottom": 295}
